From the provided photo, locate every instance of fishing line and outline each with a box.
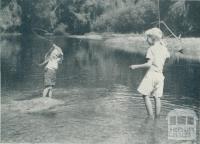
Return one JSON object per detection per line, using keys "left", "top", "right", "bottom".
{"left": 157, "top": 0, "right": 161, "bottom": 28}
{"left": 32, "top": 28, "right": 55, "bottom": 64}
{"left": 157, "top": 0, "right": 183, "bottom": 53}
{"left": 32, "top": 27, "right": 53, "bottom": 44}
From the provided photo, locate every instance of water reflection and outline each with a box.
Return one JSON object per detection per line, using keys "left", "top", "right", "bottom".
{"left": 1, "top": 35, "right": 199, "bottom": 143}
{"left": 1, "top": 36, "right": 21, "bottom": 87}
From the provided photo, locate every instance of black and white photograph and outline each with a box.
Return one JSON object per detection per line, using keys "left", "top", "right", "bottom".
{"left": 1, "top": 0, "right": 200, "bottom": 143}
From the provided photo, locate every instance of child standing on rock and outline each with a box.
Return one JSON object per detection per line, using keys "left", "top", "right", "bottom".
{"left": 129, "top": 28, "right": 170, "bottom": 119}
{"left": 39, "top": 44, "right": 63, "bottom": 98}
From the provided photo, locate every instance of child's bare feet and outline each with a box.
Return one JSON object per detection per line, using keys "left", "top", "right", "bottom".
{"left": 147, "top": 115, "right": 154, "bottom": 120}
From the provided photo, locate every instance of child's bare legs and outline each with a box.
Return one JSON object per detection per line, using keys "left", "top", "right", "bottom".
{"left": 154, "top": 97, "right": 161, "bottom": 118}
{"left": 48, "top": 86, "right": 53, "bottom": 98}
{"left": 43, "top": 87, "right": 49, "bottom": 97}
{"left": 42, "top": 86, "right": 53, "bottom": 98}
{"left": 143, "top": 95, "right": 154, "bottom": 119}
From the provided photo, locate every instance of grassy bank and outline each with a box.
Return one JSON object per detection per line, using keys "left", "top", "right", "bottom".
{"left": 1, "top": 32, "right": 200, "bottom": 62}
{"left": 0, "top": 33, "right": 22, "bottom": 36}
{"left": 106, "top": 36, "right": 200, "bottom": 61}
{"left": 75, "top": 32, "right": 200, "bottom": 62}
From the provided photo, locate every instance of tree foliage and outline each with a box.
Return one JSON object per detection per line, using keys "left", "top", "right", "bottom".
{"left": 17, "top": 0, "right": 58, "bottom": 33}
{"left": 92, "top": 0, "right": 157, "bottom": 33}
{"left": 0, "top": 0, "right": 200, "bottom": 36}
{"left": 166, "top": 0, "right": 200, "bottom": 36}
{"left": 0, "top": 0, "right": 22, "bottom": 32}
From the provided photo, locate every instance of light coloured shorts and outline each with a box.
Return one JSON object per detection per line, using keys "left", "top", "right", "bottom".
{"left": 137, "top": 70, "right": 164, "bottom": 97}
{"left": 44, "top": 68, "right": 56, "bottom": 87}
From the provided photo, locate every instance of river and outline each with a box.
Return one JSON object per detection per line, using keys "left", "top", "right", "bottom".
{"left": 1, "top": 35, "right": 200, "bottom": 143}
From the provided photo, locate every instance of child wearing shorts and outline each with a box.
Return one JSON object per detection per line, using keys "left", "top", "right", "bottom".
{"left": 129, "top": 28, "right": 170, "bottom": 119}
{"left": 39, "top": 44, "right": 63, "bottom": 98}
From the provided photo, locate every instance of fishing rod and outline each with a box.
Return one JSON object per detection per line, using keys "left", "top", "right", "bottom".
{"left": 160, "top": 21, "right": 181, "bottom": 41}
{"left": 32, "top": 28, "right": 56, "bottom": 65}
{"left": 157, "top": 0, "right": 183, "bottom": 53}
{"left": 31, "top": 27, "right": 53, "bottom": 44}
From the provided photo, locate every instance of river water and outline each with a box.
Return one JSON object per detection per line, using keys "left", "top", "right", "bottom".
{"left": 1, "top": 35, "right": 200, "bottom": 143}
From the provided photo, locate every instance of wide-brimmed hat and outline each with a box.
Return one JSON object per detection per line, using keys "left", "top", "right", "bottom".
{"left": 145, "top": 27, "right": 163, "bottom": 39}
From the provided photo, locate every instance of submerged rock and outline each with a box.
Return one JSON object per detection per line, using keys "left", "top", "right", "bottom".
{"left": 8, "top": 97, "right": 65, "bottom": 113}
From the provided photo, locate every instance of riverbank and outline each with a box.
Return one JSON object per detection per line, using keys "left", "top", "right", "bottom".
{"left": 0, "top": 32, "right": 22, "bottom": 36}
{"left": 1, "top": 32, "right": 200, "bottom": 61}
{"left": 70, "top": 32, "right": 200, "bottom": 61}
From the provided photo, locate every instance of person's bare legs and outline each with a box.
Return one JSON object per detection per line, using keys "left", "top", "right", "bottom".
{"left": 154, "top": 97, "right": 161, "bottom": 118}
{"left": 48, "top": 86, "right": 53, "bottom": 98}
{"left": 143, "top": 95, "right": 154, "bottom": 119}
{"left": 43, "top": 87, "right": 49, "bottom": 97}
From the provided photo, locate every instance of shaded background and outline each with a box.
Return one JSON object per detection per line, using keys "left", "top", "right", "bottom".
{"left": 0, "top": 0, "right": 200, "bottom": 36}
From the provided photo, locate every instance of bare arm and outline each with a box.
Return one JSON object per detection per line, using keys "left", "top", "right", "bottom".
{"left": 129, "top": 59, "right": 152, "bottom": 70}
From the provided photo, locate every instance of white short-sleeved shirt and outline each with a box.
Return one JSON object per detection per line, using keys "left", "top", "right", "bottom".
{"left": 137, "top": 42, "right": 170, "bottom": 97}
{"left": 46, "top": 47, "right": 63, "bottom": 70}
{"left": 146, "top": 42, "right": 170, "bottom": 73}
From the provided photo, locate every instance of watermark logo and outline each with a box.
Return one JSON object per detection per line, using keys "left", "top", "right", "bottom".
{"left": 166, "top": 109, "right": 198, "bottom": 141}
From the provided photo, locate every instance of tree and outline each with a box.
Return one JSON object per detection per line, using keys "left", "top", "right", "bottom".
{"left": 164, "top": 0, "right": 200, "bottom": 36}
{"left": 0, "top": 0, "right": 22, "bottom": 33}
{"left": 18, "top": 0, "right": 58, "bottom": 33}
{"left": 92, "top": 0, "right": 157, "bottom": 33}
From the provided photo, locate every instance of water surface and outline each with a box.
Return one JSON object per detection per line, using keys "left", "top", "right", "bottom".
{"left": 1, "top": 35, "right": 200, "bottom": 143}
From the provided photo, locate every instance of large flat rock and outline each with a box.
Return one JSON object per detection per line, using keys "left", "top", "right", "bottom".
{"left": 6, "top": 97, "right": 65, "bottom": 113}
